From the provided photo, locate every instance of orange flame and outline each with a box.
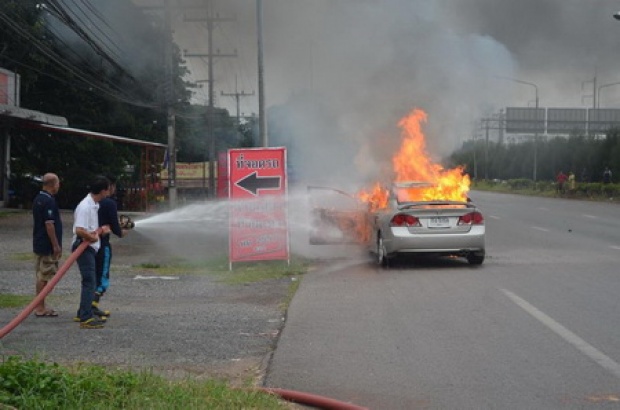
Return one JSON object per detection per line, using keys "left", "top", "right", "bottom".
{"left": 359, "top": 108, "right": 470, "bottom": 209}
{"left": 357, "top": 182, "right": 389, "bottom": 212}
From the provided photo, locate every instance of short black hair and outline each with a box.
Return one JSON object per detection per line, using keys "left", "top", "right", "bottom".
{"left": 89, "top": 175, "right": 110, "bottom": 194}
{"left": 105, "top": 174, "right": 117, "bottom": 185}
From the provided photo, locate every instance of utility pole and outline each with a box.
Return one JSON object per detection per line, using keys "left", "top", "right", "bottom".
{"left": 478, "top": 112, "right": 507, "bottom": 181}
{"left": 483, "top": 119, "right": 489, "bottom": 180}
{"left": 184, "top": 2, "right": 236, "bottom": 198}
{"left": 257, "top": 0, "right": 267, "bottom": 146}
{"left": 221, "top": 76, "right": 255, "bottom": 125}
{"left": 164, "top": 0, "right": 177, "bottom": 208}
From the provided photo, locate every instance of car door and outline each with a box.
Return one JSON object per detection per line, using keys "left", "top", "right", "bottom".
{"left": 307, "top": 186, "right": 371, "bottom": 245}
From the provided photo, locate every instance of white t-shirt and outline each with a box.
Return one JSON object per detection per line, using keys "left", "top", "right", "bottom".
{"left": 72, "top": 194, "right": 100, "bottom": 251}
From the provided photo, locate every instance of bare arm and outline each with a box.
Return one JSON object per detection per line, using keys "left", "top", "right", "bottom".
{"left": 45, "top": 221, "right": 62, "bottom": 259}
{"left": 75, "top": 226, "right": 99, "bottom": 243}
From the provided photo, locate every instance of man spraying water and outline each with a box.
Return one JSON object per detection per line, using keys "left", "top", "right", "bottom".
{"left": 93, "top": 175, "right": 132, "bottom": 319}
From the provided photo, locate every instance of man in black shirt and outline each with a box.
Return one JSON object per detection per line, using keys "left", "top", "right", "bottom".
{"left": 32, "top": 173, "right": 62, "bottom": 317}
{"left": 93, "top": 175, "right": 129, "bottom": 317}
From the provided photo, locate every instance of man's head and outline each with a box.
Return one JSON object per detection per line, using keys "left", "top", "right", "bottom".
{"left": 89, "top": 175, "right": 111, "bottom": 202}
{"left": 42, "top": 173, "right": 60, "bottom": 195}
{"left": 105, "top": 174, "right": 117, "bottom": 196}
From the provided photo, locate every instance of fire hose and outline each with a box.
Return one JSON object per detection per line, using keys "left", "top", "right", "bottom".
{"left": 259, "top": 387, "right": 368, "bottom": 410}
{"left": 0, "top": 214, "right": 138, "bottom": 339}
{"left": 0, "top": 217, "right": 369, "bottom": 409}
{"left": 0, "top": 230, "right": 97, "bottom": 339}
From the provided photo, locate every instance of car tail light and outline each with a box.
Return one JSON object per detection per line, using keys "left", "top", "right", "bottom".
{"left": 390, "top": 214, "right": 421, "bottom": 227}
{"left": 458, "top": 211, "right": 484, "bottom": 225}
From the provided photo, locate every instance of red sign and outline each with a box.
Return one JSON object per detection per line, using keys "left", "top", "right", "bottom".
{"left": 228, "top": 148, "right": 288, "bottom": 263}
{"left": 0, "top": 72, "right": 8, "bottom": 105}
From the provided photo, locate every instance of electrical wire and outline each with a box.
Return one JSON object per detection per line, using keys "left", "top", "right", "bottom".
{"left": 46, "top": 0, "right": 135, "bottom": 81}
{"left": 60, "top": 0, "right": 124, "bottom": 59}
{"left": 0, "top": 5, "right": 158, "bottom": 108}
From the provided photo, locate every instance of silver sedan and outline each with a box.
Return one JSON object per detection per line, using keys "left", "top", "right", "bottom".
{"left": 368, "top": 182, "right": 485, "bottom": 267}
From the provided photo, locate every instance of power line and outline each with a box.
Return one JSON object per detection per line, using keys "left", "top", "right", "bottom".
{"left": 0, "top": 8, "right": 157, "bottom": 108}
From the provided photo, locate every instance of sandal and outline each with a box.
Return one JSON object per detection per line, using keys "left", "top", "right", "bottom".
{"left": 35, "top": 309, "right": 59, "bottom": 317}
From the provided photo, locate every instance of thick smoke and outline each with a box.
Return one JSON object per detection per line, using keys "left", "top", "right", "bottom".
{"left": 216, "top": 0, "right": 516, "bottom": 186}
{"left": 59, "top": 1, "right": 620, "bottom": 187}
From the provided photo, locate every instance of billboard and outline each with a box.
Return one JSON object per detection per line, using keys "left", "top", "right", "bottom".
{"left": 228, "top": 147, "right": 289, "bottom": 264}
{"left": 0, "top": 68, "right": 20, "bottom": 106}
{"left": 160, "top": 161, "right": 214, "bottom": 188}
{"left": 588, "top": 109, "right": 620, "bottom": 133}
{"left": 505, "top": 107, "right": 545, "bottom": 134}
{"left": 547, "top": 108, "right": 587, "bottom": 134}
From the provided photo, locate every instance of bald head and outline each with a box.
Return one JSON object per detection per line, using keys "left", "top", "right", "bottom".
{"left": 42, "top": 173, "right": 60, "bottom": 195}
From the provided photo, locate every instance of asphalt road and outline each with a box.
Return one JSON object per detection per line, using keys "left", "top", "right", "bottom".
{"left": 264, "top": 191, "right": 620, "bottom": 409}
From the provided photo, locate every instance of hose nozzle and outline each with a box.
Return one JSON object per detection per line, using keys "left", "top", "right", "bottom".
{"left": 119, "top": 215, "right": 135, "bottom": 230}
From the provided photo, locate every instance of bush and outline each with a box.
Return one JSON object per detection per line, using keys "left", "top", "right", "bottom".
{"left": 507, "top": 179, "right": 533, "bottom": 190}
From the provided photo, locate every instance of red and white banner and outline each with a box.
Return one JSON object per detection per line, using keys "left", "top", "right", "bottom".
{"left": 0, "top": 68, "right": 20, "bottom": 106}
{"left": 228, "top": 148, "right": 288, "bottom": 263}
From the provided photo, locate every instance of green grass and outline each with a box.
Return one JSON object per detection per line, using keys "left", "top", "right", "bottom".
{"left": 0, "top": 356, "right": 288, "bottom": 409}
{"left": 472, "top": 179, "right": 619, "bottom": 201}
{"left": 133, "top": 255, "right": 311, "bottom": 285}
{"left": 9, "top": 252, "right": 35, "bottom": 262}
{"left": 0, "top": 295, "right": 32, "bottom": 308}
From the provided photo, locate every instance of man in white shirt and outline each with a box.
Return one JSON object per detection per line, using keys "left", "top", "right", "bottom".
{"left": 72, "top": 176, "right": 111, "bottom": 329}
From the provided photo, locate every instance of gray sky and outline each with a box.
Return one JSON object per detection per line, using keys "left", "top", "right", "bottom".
{"left": 128, "top": 1, "right": 620, "bottom": 182}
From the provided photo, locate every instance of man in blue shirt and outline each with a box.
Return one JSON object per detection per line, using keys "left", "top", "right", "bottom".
{"left": 93, "top": 175, "right": 129, "bottom": 317}
{"left": 32, "top": 173, "right": 62, "bottom": 317}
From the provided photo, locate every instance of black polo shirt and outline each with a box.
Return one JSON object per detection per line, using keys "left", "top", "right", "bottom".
{"left": 98, "top": 197, "right": 122, "bottom": 247}
{"left": 32, "top": 191, "right": 63, "bottom": 255}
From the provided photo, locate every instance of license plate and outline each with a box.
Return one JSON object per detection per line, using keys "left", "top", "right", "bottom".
{"left": 429, "top": 217, "right": 450, "bottom": 228}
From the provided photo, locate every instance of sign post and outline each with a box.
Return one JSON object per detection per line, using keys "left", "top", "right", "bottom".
{"left": 228, "top": 147, "right": 288, "bottom": 269}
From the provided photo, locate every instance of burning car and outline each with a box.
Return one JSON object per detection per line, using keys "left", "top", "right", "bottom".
{"left": 368, "top": 181, "right": 485, "bottom": 267}
{"left": 308, "top": 181, "right": 485, "bottom": 267}
{"left": 308, "top": 107, "right": 485, "bottom": 267}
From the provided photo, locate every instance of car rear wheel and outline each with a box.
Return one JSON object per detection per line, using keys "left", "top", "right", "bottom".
{"left": 376, "top": 235, "right": 389, "bottom": 268}
{"left": 467, "top": 252, "right": 485, "bottom": 265}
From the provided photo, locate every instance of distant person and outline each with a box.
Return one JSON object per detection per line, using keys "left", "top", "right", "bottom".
{"left": 603, "top": 167, "right": 612, "bottom": 184}
{"left": 568, "top": 171, "right": 576, "bottom": 195}
{"left": 72, "top": 176, "right": 111, "bottom": 329}
{"left": 93, "top": 175, "right": 130, "bottom": 319}
{"left": 32, "top": 173, "right": 62, "bottom": 317}
{"left": 556, "top": 170, "right": 567, "bottom": 195}
{"left": 580, "top": 168, "right": 589, "bottom": 183}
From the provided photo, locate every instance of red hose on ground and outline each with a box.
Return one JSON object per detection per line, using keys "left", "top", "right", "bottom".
{"left": 0, "top": 234, "right": 97, "bottom": 339}
{"left": 260, "top": 387, "right": 368, "bottom": 410}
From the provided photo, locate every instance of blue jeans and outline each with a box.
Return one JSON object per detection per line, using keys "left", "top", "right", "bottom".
{"left": 73, "top": 241, "right": 97, "bottom": 321}
{"left": 95, "top": 244, "right": 112, "bottom": 295}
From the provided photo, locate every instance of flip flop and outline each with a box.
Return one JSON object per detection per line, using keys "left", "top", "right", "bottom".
{"left": 35, "top": 310, "right": 59, "bottom": 317}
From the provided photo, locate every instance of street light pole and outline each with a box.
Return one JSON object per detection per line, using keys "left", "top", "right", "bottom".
{"left": 597, "top": 81, "right": 620, "bottom": 108}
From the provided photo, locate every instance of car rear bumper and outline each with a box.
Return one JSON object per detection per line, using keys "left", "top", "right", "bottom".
{"left": 384, "top": 226, "right": 485, "bottom": 255}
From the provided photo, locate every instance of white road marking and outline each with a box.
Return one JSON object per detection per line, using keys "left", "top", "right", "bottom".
{"left": 501, "top": 289, "right": 620, "bottom": 380}
{"left": 610, "top": 246, "right": 620, "bottom": 251}
{"left": 133, "top": 275, "right": 179, "bottom": 280}
{"left": 488, "top": 215, "right": 500, "bottom": 220}
{"left": 583, "top": 214, "right": 598, "bottom": 219}
{"left": 531, "top": 226, "right": 550, "bottom": 232}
